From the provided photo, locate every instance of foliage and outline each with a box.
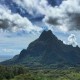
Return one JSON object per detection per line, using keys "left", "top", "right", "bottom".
{"left": 0, "top": 65, "right": 80, "bottom": 80}
{"left": 0, "top": 65, "right": 28, "bottom": 80}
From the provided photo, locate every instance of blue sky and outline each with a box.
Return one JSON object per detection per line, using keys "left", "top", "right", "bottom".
{"left": 0, "top": 0, "right": 80, "bottom": 61}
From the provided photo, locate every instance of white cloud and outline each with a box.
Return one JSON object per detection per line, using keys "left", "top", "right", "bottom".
{"left": 68, "top": 34, "right": 78, "bottom": 47}
{"left": 0, "top": 4, "right": 42, "bottom": 33}
{"left": 66, "top": 34, "right": 78, "bottom": 47}
{"left": 43, "top": 0, "right": 80, "bottom": 31}
{"left": 1, "top": 0, "right": 80, "bottom": 33}
{"left": 2, "top": 48, "right": 20, "bottom": 53}
{"left": 13, "top": 0, "right": 49, "bottom": 16}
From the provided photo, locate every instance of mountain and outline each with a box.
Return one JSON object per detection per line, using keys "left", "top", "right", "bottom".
{"left": 1, "top": 30, "right": 80, "bottom": 68}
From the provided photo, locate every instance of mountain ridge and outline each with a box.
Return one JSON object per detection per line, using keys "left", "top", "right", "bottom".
{"left": 1, "top": 30, "right": 80, "bottom": 68}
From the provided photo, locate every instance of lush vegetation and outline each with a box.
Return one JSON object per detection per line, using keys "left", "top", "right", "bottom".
{"left": 0, "top": 65, "right": 80, "bottom": 80}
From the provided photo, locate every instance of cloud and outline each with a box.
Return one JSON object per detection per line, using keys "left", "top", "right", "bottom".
{"left": 0, "top": 19, "right": 11, "bottom": 29}
{"left": 0, "top": 0, "right": 64, "bottom": 33}
{"left": 64, "top": 34, "right": 77, "bottom": 47}
{"left": 2, "top": 48, "right": 20, "bottom": 53}
{"left": 0, "top": 4, "right": 42, "bottom": 33}
{"left": 44, "top": 17, "right": 61, "bottom": 26}
{"left": 43, "top": 0, "right": 80, "bottom": 31}
{"left": 1, "top": 0, "right": 80, "bottom": 33}
{"left": 13, "top": 0, "right": 48, "bottom": 16}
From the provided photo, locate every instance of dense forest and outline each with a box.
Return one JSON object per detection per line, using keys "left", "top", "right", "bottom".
{"left": 0, "top": 65, "right": 80, "bottom": 80}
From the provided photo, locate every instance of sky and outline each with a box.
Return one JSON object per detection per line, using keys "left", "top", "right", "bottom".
{"left": 0, "top": 0, "right": 80, "bottom": 61}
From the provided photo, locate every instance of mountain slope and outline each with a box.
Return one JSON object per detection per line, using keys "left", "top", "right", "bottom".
{"left": 1, "top": 30, "right": 80, "bottom": 68}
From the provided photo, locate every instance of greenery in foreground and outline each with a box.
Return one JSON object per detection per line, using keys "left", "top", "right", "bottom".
{"left": 0, "top": 65, "right": 80, "bottom": 80}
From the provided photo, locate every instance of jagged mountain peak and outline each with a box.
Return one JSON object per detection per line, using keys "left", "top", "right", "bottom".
{"left": 1, "top": 30, "right": 80, "bottom": 68}
{"left": 39, "top": 30, "right": 57, "bottom": 41}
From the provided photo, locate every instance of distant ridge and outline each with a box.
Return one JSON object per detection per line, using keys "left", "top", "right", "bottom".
{"left": 1, "top": 30, "right": 80, "bottom": 68}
